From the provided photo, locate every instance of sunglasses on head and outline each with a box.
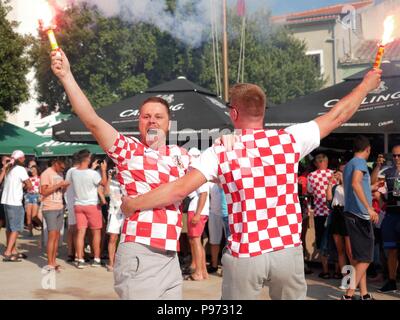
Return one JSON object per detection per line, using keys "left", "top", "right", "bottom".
{"left": 393, "top": 154, "right": 400, "bottom": 158}
{"left": 225, "top": 102, "right": 234, "bottom": 109}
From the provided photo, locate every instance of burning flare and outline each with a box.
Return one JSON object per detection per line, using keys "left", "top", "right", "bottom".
{"left": 38, "top": 1, "right": 59, "bottom": 52}
{"left": 374, "top": 15, "right": 396, "bottom": 69}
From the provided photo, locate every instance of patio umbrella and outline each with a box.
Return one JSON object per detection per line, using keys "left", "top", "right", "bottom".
{"left": 52, "top": 77, "right": 233, "bottom": 146}
{"left": 0, "top": 122, "right": 44, "bottom": 155}
{"left": 264, "top": 62, "right": 400, "bottom": 152}
{"left": 0, "top": 122, "right": 103, "bottom": 157}
{"left": 33, "top": 139, "right": 104, "bottom": 157}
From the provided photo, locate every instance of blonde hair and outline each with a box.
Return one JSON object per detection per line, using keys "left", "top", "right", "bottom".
{"left": 229, "top": 83, "right": 266, "bottom": 118}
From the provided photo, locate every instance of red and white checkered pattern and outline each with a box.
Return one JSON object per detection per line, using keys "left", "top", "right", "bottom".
{"left": 307, "top": 169, "right": 334, "bottom": 217}
{"left": 107, "top": 133, "right": 191, "bottom": 252}
{"left": 28, "top": 176, "right": 40, "bottom": 194}
{"left": 212, "top": 129, "right": 302, "bottom": 258}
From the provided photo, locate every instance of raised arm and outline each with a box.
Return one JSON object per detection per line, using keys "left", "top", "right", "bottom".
{"left": 51, "top": 49, "right": 117, "bottom": 151}
{"left": 326, "top": 176, "right": 334, "bottom": 202}
{"left": 370, "top": 154, "right": 385, "bottom": 185}
{"left": 120, "top": 169, "right": 207, "bottom": 217}
{"left": 315, "top": 69, "right": 382, "bottom": 139}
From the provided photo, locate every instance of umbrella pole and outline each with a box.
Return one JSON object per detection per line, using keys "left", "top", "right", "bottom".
{"left": 384, "top": 133, "right": 389, "bottom": 154}
{"left": 222, "top": 0, "right": 229, "bottom": 102}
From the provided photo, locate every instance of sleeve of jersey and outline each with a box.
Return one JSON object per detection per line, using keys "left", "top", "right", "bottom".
{"left": 190, "top": 147, "right": 219, "bottom": 182}
{"left": 106, "top": 133, "right": 138, "bottom": 164}
{"left": 353, "top": 158, "right": 368, "bottom": 174}
{"left": 285, "top": 121, "right": 320, "bottom": 160}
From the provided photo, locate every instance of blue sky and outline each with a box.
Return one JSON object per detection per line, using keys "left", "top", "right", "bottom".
{"left": 234, "top": 0, "right": 355, "bottom": 15}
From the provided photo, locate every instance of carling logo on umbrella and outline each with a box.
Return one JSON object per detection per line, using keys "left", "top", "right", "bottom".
{"left": 324, "top": 81, "right": 400, "bottom": 109}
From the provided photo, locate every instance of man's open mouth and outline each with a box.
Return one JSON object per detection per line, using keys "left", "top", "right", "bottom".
{"left": 147, "top": 128, "right": 159, "bottom": 135}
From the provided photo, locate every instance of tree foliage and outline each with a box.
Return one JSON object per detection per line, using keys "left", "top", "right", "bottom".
{"left": 0, "top": 0, "right": 31, "bottom": 123}
{"left": 33, "top": 2, "right": 324, "bottom": 114}
{"left": 32, "top": 4, "right": 157, "bottom": 114}
{"left": 201, "top": 8, "right": 325, "bottom": 104}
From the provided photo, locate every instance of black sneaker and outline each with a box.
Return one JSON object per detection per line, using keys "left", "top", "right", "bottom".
{"left": 377, "top": 280, "right": 397, "bottom": 293}
{"left": 207, "top": 266, "right": 219, "bottom": 274}
{"left": 76, "top": 261, "right": 89, "bottom": 269}
{"left": 340, "top": 295, "right": 358, "bottom": 300}
{"left": 361, "top": 293, "right": 375, "bottom": 300}
{"left": 91, "top": 260, "right": 102, "bottom": 268}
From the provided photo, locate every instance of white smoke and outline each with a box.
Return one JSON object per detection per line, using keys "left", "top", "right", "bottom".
{"left": 57, "top": 0, "right": 221, "bottom": 47}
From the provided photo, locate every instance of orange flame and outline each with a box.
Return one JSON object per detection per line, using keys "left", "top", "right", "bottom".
{"left": 381, "top": 15, "right": 395, "bottom": 46}
{"left": 38, "top": 1, "right": 56, "bottom": 30}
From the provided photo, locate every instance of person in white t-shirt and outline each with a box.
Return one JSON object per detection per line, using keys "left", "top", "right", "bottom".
{"left": 121, "top": 70, "right": 382, "bottom": 300}
{"left": 1, "top": 150, "right": 32, "bottom": 262}
{"left": 64, "top": 153, "right": 80, "bottom": 262}
{"left": 185, "top": 148, "right": 209, "bottom": 281}
{"left": 207, "top": 182, "right": 227, "bottom": 274}
{"left": 0, "top": 156, "right": 12, "bottom": 233}
{"left": 67, "top": 149, "right": 107, "bottom": 269}
{"left": 326, "top": 162, "right": 350, "bottom": 282}
{"left": 105, "top": 167, "right": 124, "bottom": 272}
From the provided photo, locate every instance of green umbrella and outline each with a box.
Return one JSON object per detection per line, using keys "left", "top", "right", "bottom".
{"left": 34, "top": 140, "right": 104, "bottom": 157}
{"left": 0, "top": 122, "right": 104, "bottom": 157}
{"left": 0, "top": 122, "right": 44, "bottom": 155}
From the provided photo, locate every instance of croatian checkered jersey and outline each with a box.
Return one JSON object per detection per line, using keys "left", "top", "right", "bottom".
{"left": 192, "top": 121, "right": 320, "bottom": 258}
{"left": 28, "top": 176, "right": 40, "bottom": 194}
{"left": 107, "top": 133, "right": 192, "bottom": 251}
{"left": 307, "top": 169, "right": 335, "bottom": 217}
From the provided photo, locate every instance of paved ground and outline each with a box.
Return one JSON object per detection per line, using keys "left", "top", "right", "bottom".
{"left": 1, "top": 228, "right": 400, "bottom": 300}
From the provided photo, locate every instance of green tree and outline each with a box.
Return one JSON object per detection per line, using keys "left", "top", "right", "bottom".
{"left": 0, "top": 0, "right": 31, "bottom": 123}
{"left": 33, "top": 3, "right": 157, "bottom": 114}
{"left": 199, "top": 9, "right": 325, "bottom": 104}
{"left": 33, "top": 3, "right": 324, "bottom": 114}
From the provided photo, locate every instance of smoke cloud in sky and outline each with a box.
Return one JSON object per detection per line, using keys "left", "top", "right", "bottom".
{"left": 8, "top": 0, "right": 275, "bottom": 46}
{"left": 56, "top": 0, "right": 221, "bottom": 47}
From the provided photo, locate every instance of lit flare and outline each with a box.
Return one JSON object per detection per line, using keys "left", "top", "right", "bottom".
{"left": 38, "top": 1, "right": 61, "bottom": 56}
{"left": 374, "top": 15, "right": 396, "bottom": 69}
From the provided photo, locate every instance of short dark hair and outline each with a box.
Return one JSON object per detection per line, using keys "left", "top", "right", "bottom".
{"left": 76, "top": 149, "right": 91, "bottom": 164}
{"left": 140, "top": 97, "right": 171, "bottom": 117}
{"left": 49, "top": 156, "right": 66, "bottom": 167}
{"left": 71, "top": 152, "right": 80, "bottom": 165}
{"left": 353, "top": 135, "right": 370, "bottom": 153}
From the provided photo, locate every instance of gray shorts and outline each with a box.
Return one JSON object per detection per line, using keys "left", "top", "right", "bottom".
{"left": 221, "top": 245, "right": 307, "bottom": 300}
{"left": 4, "top": 205, "right": 25, "bottom": 232}
{"left": 114, "top": 242, "right": 182, "bottom": 300}
{"left": 43, "top": 210, "right": 64, "bottom": 231}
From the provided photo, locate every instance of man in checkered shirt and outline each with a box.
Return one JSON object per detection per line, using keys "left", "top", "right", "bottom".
{"left": 51, "top": 50, "right": 194, "bottom": 299}
{"left": 307, "top": 152, "right": 335, "bottom": 279}
{"left": 121, "top": 69, "right": 382, "bottom": 299}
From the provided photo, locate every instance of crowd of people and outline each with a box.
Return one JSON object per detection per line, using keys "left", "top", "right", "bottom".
{"left": 1, "top": 136, "right": 399, "bottom": 299}
{"left": 0, "top": 150, "right": 121, "bottom": 270}
{"left": 1, "top": 48, "right": 399, "bottom": 301}
{"left": 299, "top": 139, "right": 400, "bottom": 299}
